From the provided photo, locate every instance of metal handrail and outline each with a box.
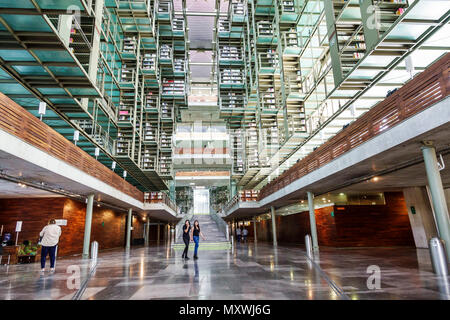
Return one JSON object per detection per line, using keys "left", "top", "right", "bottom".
{"left": 210, "top": 208, "right": 229, "bottom": 241}
{"left": 175, "top": 211, "right": 194, "bottom": 243}
{"left": 222, "top": 193, "right": 240, "bottom": 214}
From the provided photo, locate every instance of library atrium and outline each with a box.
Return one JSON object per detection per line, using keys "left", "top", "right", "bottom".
{"left": 0, "top": 0, "right": 449, "bottom": 301}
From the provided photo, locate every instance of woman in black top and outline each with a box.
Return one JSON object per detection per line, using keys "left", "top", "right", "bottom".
{"left": 182, "top": 220, "right": 191, "bottom": 259}
{"left": 190, "top": 220, "right": 206, "bottom": 260}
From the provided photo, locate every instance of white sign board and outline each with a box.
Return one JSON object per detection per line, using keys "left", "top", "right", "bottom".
{"left": 55, "top": 219, "right": 67, "bottom": 226}
{"left": 15, "top": 221, "right": 22, "bottom": 232}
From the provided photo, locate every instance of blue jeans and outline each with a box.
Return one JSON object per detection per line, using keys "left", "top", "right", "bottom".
{"left": 193, "top": 236, "right": 199, "bottom": 256}
{"left": 41, "top": 245, "right": 57, "bottom": 268}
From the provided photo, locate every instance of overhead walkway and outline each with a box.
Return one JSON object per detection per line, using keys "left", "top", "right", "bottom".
{"left": 0, "top": 0, "right": 172, "bottom": 192}
{"left": 223, "top": 52, "right": 450, "bottom": 219}
{"left": 0, "top": 92, "right": 179, "bottom": 222}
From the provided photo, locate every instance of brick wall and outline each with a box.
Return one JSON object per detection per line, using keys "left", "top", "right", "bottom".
{"left": 0, "top": 197, "right": 128, "bottom": 256}
{"left": 132, "top": 215, "right": 145, "bottom": 241}
{"left": 250, "top": 192, "right": 415, "bottom": 247}
{"left": 0, "top": 197, "right": 66, "bottom": 245}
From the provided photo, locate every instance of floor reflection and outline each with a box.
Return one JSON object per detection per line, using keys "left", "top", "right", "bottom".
{"left": 0, "top": 243, "right": 449, "bottom": 300}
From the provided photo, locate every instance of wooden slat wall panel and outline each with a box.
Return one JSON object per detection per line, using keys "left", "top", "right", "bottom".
{"left": 0, "top": 93, "right": 144, "bottom": 202}
{"left": 258, "top": 53, "right": 450, "bottom": 201}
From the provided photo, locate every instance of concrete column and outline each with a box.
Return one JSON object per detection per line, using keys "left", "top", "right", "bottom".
{"left": 82, "top": 194, "right": 95, "bottom": 259}
{"left": 232, "top": 219, "right": 235, "bottom": 238}
{"left": 231, "top": 180, "right": 237, "bottom": 199}
{"left": 403, "top": 187, "right": 438, "bottom": 248}
{"left": 170, "top": 224, "right": 175, "bottom": 243}
{"left": 253, "top": 216, "right": 257, "bottom": 243}
{"left": 422, "top": 144, "right": 450, "bottom": 261}
{"left": 270, "top": 206, "right": 277, "bottom": 247}
{"left": 126, "top": 208, "right": 132, "bottom": 250}
{"left": 157, "top": 223, "right": 160, "bottom": 246}
{"left": 307, "top": 192, "right": 319, "bottom": 252}
{"left": 145, "top": 215, "right": 150, "bottom": 246}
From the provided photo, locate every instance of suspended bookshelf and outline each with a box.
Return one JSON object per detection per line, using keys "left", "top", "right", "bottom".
{"left": 162, "top": 78, "right": 185, "bottom": 97}
{"left": 142, "top": 116, "right": 158, "bottom": 144}
{"left": 239, "top": 190, "right": 259, "bottom": 202}
{"left": 220, "top": 91, "right": 246, "bottom": 109}
{"left": 122, "top": 36, "right": 137, "bottom": 59}
{"left": 220, "top": 68, "right": 245, "bottom": 86}
{"left": 246, "top": 123, "right": 259, "bottom": 169}
{"left": 117, "top": 102, "right": 134, "bottom": 126}
{"left": 159, "top": 44, "right": 173, "bottom": 64}
{"left": 144, "top": 89, "right": 159, "bottom": 112}
{"left": 160, "top": 101, "right": 174, "bottom": 120}
{"left": 116, "top": 128, "right": 133, "bottom": 157}
{"left": 158, "top": 152, "right": 172, "bottom": 176}
{"left": 231, "top": 129, "right": 244, "bottom": 175}
{"left": 142, "top": 53, "right": 157, "bottom": 73}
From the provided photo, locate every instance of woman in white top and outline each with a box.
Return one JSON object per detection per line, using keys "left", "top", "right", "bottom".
{"left": 39, "top": 219, "right": 61, "bottom": 272}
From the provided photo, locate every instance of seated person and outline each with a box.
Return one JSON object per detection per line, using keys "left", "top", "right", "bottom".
{"left": 2, "top": 233, "right": 12, "bottom": 247}
{"left": 18, "top": 240, "right": 39, "bottom": 264}
{"left": 18, "top": 240, "right": 38, "bottom": 256}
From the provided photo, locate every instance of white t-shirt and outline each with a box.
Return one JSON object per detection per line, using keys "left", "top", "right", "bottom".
{"left": 243, "top": 229, "right": 248, "bottom": 236}
{"left": 236, "top": 228, "right": 241, "bottom": 235}
{"left": 40, "top": 224, "right": 62, "bottom": 247}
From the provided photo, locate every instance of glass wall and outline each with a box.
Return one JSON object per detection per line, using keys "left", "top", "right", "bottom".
{"left": 193, "top": 188, "right": 210, "bottom": 214}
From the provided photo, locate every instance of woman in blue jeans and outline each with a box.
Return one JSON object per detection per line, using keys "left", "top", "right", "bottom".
{"left": 190, "top": 220, "right": 206, "bottom": 260}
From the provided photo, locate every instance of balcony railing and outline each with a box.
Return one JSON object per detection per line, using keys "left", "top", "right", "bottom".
{"left": 144, "top": 192, "right": 178, "bottom": 213}
{"left": 222, "top": 189, "right": 260, "bottom": 214}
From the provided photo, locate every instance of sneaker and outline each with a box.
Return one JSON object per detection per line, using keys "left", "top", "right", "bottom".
{"left": 40, "top": 268, "right": 45, "bottom": 272}
{"left": 50, "top": 268, "right": 55, "bottom": 273}
{"left": 194, "top": 256, "right": 198, "bottom": 260}
{"left": 184, "top": 256, "right": 190, "bottom": 260}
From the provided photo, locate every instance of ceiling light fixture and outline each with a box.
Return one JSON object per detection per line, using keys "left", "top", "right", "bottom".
{"left": 38, "top": 101, "right": 46, "bottom": 121}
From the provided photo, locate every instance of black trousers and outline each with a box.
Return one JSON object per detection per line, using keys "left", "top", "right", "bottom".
{"left": 41, "top": 245, "right": 57, "bottom": 268}
{"left": 182, "top": 236, "right": 190, "bottom": 257}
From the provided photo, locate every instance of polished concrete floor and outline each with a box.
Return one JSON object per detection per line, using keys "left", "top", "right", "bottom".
{"left": 0, "top": 242, "right": 449, "bottom": 300}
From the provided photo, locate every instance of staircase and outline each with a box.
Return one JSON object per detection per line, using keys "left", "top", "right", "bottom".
{"left": 172, "top": 213, "right": 231, "bottom": 251}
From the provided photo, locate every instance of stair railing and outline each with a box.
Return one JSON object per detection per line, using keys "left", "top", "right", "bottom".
{"left": 175, "top": 211, "right": 194, "bottom": 243}
{"left": 210, "top": 207, "right": 230, "bottom": 241}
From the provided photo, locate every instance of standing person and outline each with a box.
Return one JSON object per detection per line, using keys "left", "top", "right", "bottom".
{"left": 236, "top": 226, "right": 241, "bottom": 243}
{"left": 190, "top": 220, "right": 206, "bottom": 260}
{"left": 181, "top": 220, "right": 191, "bottom": 260}
{"left": 39, "top": 219, "right": 61, "bottom": 272}
{"left": 242, "top": 227, "right": 248, "bottom": 243}
{"left": 236, "top": 227, "right": 241, "bottom": 242}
